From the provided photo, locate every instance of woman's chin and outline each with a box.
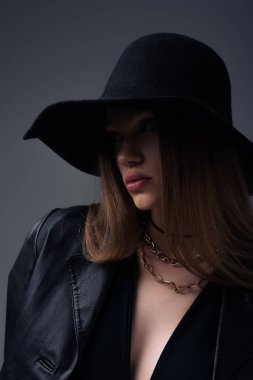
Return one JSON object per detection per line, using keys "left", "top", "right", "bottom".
{"left": 131, "top": 194, "right": 159, "bottom": 211}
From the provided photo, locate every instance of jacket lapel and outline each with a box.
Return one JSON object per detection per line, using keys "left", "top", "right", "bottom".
{"left": 213, "top": 286, "right": 253, "bottom": 379}
{"left": 66, "top": 254, "right": 118, "bottom": 357}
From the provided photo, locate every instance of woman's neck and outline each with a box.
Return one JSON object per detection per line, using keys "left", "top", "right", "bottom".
{"left": 148, "top": 208, "right": 176, "bottom": 258}
{"left": 137, "top": 208, "right": 211, "bottom": 287}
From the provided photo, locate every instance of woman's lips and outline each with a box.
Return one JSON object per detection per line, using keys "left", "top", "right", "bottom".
{"left": 126, "top": 178, "right": 151, "bottom": 192}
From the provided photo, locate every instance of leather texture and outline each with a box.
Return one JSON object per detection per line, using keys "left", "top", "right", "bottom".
{"left": 0, "top": 205, "right": 253, "bottom": 379}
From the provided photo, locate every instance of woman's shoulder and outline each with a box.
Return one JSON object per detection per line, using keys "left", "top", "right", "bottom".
{"left": 37, "top": 204, "right": 89, "bottom": 230}
{"left": 34, "top": 204, "right": 90, "bottom": 257}
{"left": 14, "top": 205, "right": 91, "bottom": 272}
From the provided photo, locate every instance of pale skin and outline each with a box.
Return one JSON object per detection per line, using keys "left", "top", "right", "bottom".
{"left": 105, "top": 106, "right": 209, "bottom": 380}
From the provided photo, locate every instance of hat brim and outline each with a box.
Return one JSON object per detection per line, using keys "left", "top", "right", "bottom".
{"left": 23, "top": 97, "right": 253, "bottom": 194}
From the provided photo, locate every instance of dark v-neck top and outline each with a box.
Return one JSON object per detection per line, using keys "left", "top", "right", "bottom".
{"left": 70, "top": 253, "right": 222, "bottom": 380}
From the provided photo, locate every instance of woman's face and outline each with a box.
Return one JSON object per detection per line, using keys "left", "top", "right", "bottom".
{"left": 105, "top": 106, "right": 162, "bottom": 211}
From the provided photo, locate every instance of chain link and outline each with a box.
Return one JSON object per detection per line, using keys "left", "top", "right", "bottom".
{"left": 143, "top": 231, "right": 204, "bottom": 267}
{"left": 137, "top": 245, "right": 207, "bottom": 294}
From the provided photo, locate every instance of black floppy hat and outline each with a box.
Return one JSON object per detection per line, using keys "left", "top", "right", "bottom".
{"left": 23, "top": 33, "right": 253, "bottom": 193}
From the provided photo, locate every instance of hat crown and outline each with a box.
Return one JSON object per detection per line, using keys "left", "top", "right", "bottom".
{"left": 101, "top": 33, "right": 232, "bottom": 124}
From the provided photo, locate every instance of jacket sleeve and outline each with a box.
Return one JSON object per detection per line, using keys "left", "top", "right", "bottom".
{"left": 3, "top": 208, "right": 59, "bottom": 359}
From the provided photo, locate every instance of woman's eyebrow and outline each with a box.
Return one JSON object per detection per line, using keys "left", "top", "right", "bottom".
{"left": 132, "top": 111, "right": 155, "bottom": 122}
{"left": 104, "top": 125, "right": 117, "bottom": 132}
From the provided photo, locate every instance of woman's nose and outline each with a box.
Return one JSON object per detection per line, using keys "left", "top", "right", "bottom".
{"left": 116, "top": 138, "right": 144, "bottom": 167}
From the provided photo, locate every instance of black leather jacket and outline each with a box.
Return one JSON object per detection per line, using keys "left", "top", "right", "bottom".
{"left": 0, "top": 205, "right": 253, "bottom": 379}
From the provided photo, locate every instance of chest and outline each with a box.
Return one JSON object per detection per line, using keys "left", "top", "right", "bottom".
{"left": 130, "top": 277, "right": 204, "bottom": 380}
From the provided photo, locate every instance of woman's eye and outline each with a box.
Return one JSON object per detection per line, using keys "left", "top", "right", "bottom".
{"left": 140, "top": 119, "right": 157, "bottom": 132}
{"left": 107, "top": 131, "right": 122, "bottom": 143}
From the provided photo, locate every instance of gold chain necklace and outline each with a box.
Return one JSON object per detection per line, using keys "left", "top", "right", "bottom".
{"left": 137, "top": 245, "right": 207, "bottom": 294}
{"left": 143, "top": 230, "right": 204, "bottom": 267}
{"left": 143, "top": 231, "right": 184, "bottom": 267}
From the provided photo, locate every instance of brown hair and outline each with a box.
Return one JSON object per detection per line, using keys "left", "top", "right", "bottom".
{"left": 83, "top": 107, "right": 253, "bottom": 290}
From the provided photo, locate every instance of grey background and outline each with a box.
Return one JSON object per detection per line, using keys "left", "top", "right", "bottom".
{"left": 1, "top": 0, "right": 253, "bottom": 366}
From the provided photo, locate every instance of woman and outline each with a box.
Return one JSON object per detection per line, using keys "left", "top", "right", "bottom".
{"left": 1, "top": 33, "right": 253, "bottom": 380}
